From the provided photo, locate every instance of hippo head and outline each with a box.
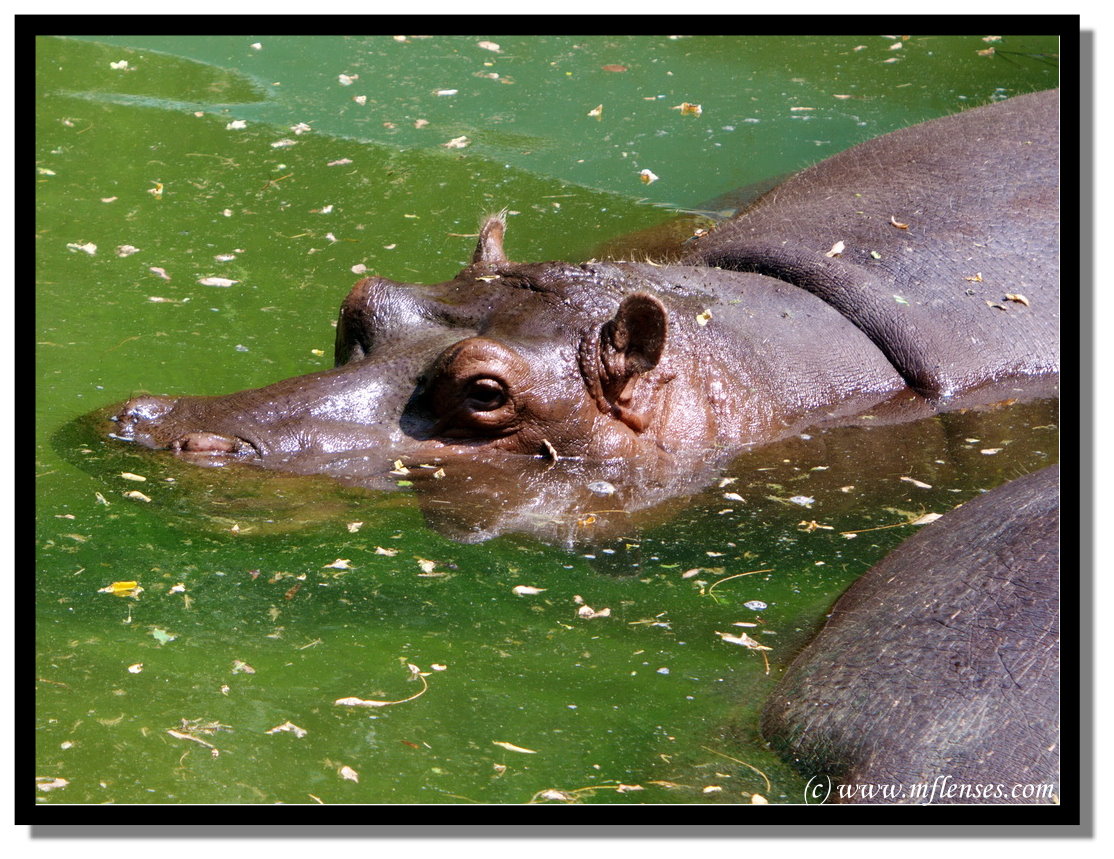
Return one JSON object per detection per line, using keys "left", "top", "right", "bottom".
{"left": 110, "top": 215, "right": 681, "bottom": 472}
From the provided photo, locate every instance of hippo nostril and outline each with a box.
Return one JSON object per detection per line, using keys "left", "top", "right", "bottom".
{"left": 114, "top": 395, "right": 176, "bottom": 424}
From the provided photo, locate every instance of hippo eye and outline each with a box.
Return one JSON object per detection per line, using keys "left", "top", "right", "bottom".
{"left": 464, "top": 377, "right": 506, "bottom": 411}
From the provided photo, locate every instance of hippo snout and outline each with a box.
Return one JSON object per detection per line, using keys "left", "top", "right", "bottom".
{"left": 109, "top": 395, "right": 259, "bottom": 461}
{"left": 113, "top": 395, "right": 177, "bottom": 427}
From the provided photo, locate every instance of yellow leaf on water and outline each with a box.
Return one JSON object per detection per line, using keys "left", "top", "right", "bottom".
{"left": 493, "top": 740, "right": 537, "bottom": 754}
{"left": 98, "top": 581, "right": 143, "bottom": 598}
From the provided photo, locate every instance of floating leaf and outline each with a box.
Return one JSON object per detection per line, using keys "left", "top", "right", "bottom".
{"left": 151, "top": 627, "right": 177, "bottom": 644}
{"left": 493, "top": 740, "right": 537, "bottom": 754}
{"left": 266, "top": 721, "right": 307, "bottom": 738}
{"left": 672, "top": 102, "right": 703, "bottom": 116}
{"left": 335, "top": 664, "right": 430, "bottom": 708}
{"left": 717, "top": 630, "right": 772, "bottom": 651}
{"left": 98, "top": 581, "right": 143, "bottom": 598}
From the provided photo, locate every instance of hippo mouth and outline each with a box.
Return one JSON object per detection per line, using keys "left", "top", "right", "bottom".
{"left": 108, "top": 423, "right": 263, "bottom": 465}
{"left": 109, "top": 396, "right": 264, "bottom": 466}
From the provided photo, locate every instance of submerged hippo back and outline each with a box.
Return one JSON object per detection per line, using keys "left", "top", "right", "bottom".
{"left": 682, "top": 89, "right": 1060, "bottom": 398}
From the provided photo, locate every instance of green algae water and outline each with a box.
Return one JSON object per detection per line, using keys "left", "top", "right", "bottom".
{"left": 36, "top": 34, "right": 1060, "bottom": 805}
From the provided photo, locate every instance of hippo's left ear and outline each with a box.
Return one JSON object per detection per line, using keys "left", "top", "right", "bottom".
{"left": 596, "top": 293, "right": 667, "bottom": 432}
{"left": 472, "top": 212, "right": 508, "bottom": 264}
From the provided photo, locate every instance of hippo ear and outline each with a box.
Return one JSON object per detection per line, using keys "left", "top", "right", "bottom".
{"left": 472, "top": 212, "right": 508, "bottom": 264}
{"left": 597, "top": 293, "right": 667, "bottom": 432}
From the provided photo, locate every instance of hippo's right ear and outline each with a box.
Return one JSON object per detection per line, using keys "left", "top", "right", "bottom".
{"left": 596, "top": 293, "right": 667, "bottom": 432}
{"left": 472, "top": 212, "right": 508, "bottom": 264}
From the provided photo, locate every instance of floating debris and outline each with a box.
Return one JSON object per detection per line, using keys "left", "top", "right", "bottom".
{"left": 98, "top": 581, "right": 143, "bottom": 598}
{"left": 335, "top": 663, "right": 430, "bottom": 708}
{"left": 266, "top": 721, "right": 307, "bottom": 738}
{"left": 493, "top": 740, "right": 536, "bottom": 754}
{"left": 717, "top": 630, "right": 771, "bottom": 650}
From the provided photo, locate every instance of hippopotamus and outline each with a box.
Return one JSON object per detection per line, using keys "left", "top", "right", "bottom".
{"left": 762, "top": 465, "right": 1060, "bottom": 804}
{"left": 109, "top": 90, "right": 1059, "bottom": 482}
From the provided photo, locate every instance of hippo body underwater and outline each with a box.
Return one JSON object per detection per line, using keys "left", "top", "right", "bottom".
{"left": 763, "top": 466, "right": 1061, "bottom": 804}
{"left": 111, "top": 89, "right": 1059, "bottom": 473}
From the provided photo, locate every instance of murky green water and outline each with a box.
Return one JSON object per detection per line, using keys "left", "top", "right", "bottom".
{"left": 36, "top": 34, "right": 1059, "bottom": 805}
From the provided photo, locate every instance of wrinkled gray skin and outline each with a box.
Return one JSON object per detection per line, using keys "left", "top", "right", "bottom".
{"left": 110, "top": 90, "right": 1059, "bottom": 479}
{"left": 762, "top": 466, "right": 1060, "bottom": 804}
